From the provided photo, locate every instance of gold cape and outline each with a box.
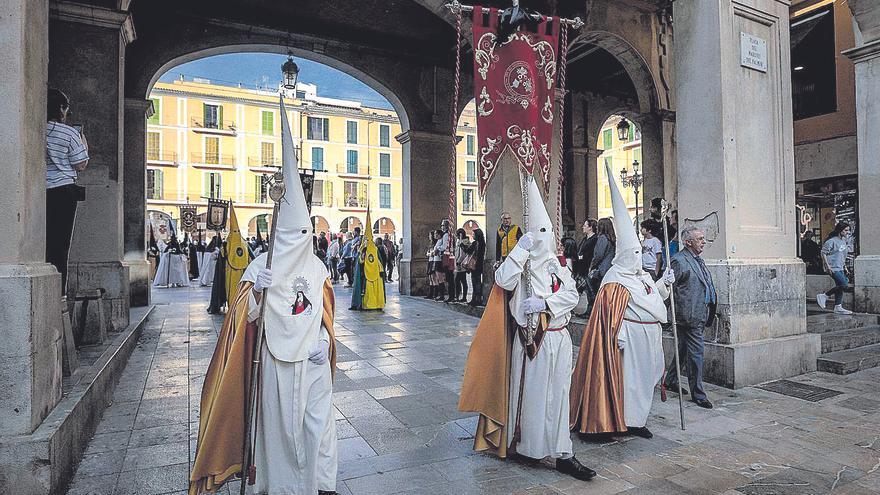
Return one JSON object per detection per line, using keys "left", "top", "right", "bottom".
{"left": 189, "top": 279, "right": 337, "bottom": 495}
{"left": 569, "top": 282, "right": 630, "bottom": 434}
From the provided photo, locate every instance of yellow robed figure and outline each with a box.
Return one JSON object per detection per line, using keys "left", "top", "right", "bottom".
{"left": 360, "top": 209, "right": 386, "bottom": 309}
{"left": 225, "top": 204, "right": 249, "bottom": 304}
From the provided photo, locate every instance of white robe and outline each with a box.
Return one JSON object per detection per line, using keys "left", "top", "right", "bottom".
{"left": 152, "top": 252, "right": 190, "bottom": 287}
{"left": 242, "top": 258, "right": 337, "bottom": 494}
{"left": 198, "top": 250, "right": 217, "bottom": 286}
{"left": 602, "top": 268, "right": 669, "bottom": 428}
{"left": 495, "top": 244, "right": 578, "bottom": 459}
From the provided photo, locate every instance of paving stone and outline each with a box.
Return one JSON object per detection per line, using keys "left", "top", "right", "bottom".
{"left": 338, "top": 436, "right": 379, "bottom": 461}
{"left": 65, "top": 474, "right": 118, "bottom": 495}
{"left": 112, "top": 462, "right": 189, "bottom": 495}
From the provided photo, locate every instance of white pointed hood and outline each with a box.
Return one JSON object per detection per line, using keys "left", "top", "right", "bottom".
{"left": 523, "top": 175, "right": 556, "bottom": 263}
{"left": 606, "top": 160, "right": 642, "bottom": 275}
{"left": 241, "top": 95, "right": 328, "bottom": 364}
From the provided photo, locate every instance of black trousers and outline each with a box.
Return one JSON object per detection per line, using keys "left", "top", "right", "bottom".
{"left": 329, "top": 257, "right": 339, "bottom": 281}
{"left": 469, "top": 269, "right": 483, "bottom": 304}
{"left": 46, "top": 185, "right": 79, "bottom": 295}
{"left": 386, "top": 261, "right": 394, "bottom": 281}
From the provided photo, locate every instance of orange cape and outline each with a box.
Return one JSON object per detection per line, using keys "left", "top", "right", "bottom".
{"left": 458, "top": 284, "right": 552, "bottom": 458}
{"left": 189, "top": 279, "right": 337, "bottom": 494}
{"left": 569, "top": 282, "right": 630, "bottom": 434}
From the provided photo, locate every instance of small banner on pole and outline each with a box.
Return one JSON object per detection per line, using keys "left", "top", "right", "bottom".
{"left": 300, "top": 170, "right": 315, "bottom": 212}
{"left": 472, "top": 5, "right": 560, "bottom": 195}
{"left": 206, "top": 199, "right": 229, "bottom": 231}
{"left": 179, "top": 205, "right": 198, "bottom": 233}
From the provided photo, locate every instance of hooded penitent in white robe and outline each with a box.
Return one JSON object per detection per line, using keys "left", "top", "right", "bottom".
{"left": 493, "top": 176, "right": 578, "bottom": 460}
{"left": 601, "top": 161, "right": 669, "bottom": 428}
{"left": 238, "top": 96, "right": 338, "bottom": 495}
{"left": 198, "top": 237, "right": 220, "bottom": 287}
{"left": 153, "top": 250, "right": 190, "bottom": 287}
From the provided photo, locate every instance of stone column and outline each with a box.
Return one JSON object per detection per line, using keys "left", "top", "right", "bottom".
{"left": 660, "top": 111, "right": 678, "bottom": 205}
{"left": 0, "top": 0, "right": 63, "bottom": 437}
{"left": 634, "top": 113, "right": 665, "bottom": 215}
{"left": 396, "top": 130, "right": 454, "bottom": 296}
{"left": 674, "top": 0, "right": 819, "bottom": 388}
{"left": 844, "top": 4, "right": 880, "bottom": 313}
{"left": 586, "top": 148, "right": 603, "bottom": 219}
{"left": 568, "top": 147, "right": 591, "bottom": 226}
{"left": 123, "top": 98, "right": 152, "bottom": 307}
{"left": 49, "top": 5, "right": 136, "bottom": 331}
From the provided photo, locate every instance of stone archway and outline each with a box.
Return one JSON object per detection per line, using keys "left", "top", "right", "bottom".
{"left": 248, "top": 214, "right": 273, "bottom": 239}
{"left": 373, "top": 217, "right": 396, "bottom": 235}
{"left": 340, "top": 216, "right": 363, "bottom": 233}
{"left": 311, "top": 215, "right": 330, "bottom": 236}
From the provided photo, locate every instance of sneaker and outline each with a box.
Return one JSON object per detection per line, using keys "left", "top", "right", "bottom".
{"left": 834, "top": 305, "right": 853, "bottom": 315}
{"left": 816, "top": 293, "right": 828, "bottom": 309}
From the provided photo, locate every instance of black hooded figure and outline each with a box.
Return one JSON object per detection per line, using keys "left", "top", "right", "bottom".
{"left": 187, "top": 233, "right": 200, "bottom": 279}
{"left": 207, "top": 237, "right": 227, "bottom": 314}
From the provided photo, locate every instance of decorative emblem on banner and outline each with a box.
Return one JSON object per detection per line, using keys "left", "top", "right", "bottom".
{"left": 206, "top": 199, "right": 229, "bottom": 231}
{"left": 472, "top": 6, "right": 560, "bottom": 195}
{"left": 179, "top": 205, "right": 198, "bottom": 233}
{"left": 299, "top": 170, "right": 315, "bottom": 211}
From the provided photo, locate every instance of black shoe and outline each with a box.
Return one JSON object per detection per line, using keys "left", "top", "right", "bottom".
{"left": 627, "top": 426, "right": 653, "bottom": 439}
{"left": 694, "top": 398, "right": 713, "bottom": 409}
{"left": 318, "top": 491, "right": 337, "bottom": 495}
{"left": 556, "top": 456, "right": 597, "bottom": 481}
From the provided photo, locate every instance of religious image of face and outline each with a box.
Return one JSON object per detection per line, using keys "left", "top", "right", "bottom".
{"left": 291, "top": 291, "right": 312, "bottom": 316}
{"left": 211, "top": 208, "right": 223, "bottom": 226}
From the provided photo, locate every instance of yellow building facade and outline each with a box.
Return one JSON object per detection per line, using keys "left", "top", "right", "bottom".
{"left": 596, "top": 115, "right": 643, "bottom": 220}
{"left": 147, "top": 78, "right": 485, "bottom": 242}
{"left": 455, "top": 101, "right": 486, "bottom": 235}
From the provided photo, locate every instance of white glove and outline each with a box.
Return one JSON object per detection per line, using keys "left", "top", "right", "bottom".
{"left": 309, "top": 339, "right": 330, "bottom": 365}
{"left": 521, "top": 296, "right": 546, "bottom": 315}
{"left": 517, "top": 232, "right": 536, "bottom": 251}
{"left": 254, "top": 268, "right": 273, "bottom": 293}
{"left": 661, "top": 267, "right": 676, "bottom": 286}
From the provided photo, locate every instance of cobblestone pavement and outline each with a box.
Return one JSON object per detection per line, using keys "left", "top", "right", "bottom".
{"left": 66, "top": 283, "right": 880, "bottom": 495}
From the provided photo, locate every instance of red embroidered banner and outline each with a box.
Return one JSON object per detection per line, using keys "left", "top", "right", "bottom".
{"left": 472, "top": 6, "right": 559, "bottom": 196}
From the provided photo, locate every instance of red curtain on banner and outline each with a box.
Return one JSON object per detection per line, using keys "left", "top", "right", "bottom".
{"left": 472, "top": 6, "right": 560, "bottom": 196}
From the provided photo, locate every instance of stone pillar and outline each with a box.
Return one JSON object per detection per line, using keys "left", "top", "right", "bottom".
{"left": 674, "top": 0, "right": 819, "bottom": 388}
{"left": 49, "top": 5, "right": 136, "bottom": 331}
{"left": 634, "top": 113, "right": 664, "bottom": 215}
{"left": 660, "top": 111, "right": 678, "bottom": 205}
{"left": 123, "top": 98, "right": 152, "bottom": 307}
{"left": 396, "top": 130, "right": 454, "bottom": 296}
{"left": 0, "top": 0, "right": 63, "bottom": 436}
{"left": 844, "top": 4, "right": 880, "bottom": 313}
{"left": 586, "top": 148, "right": 603, "bottom": 219}
{"left": 568, "top": 147, "right": 590, "bottom": 227}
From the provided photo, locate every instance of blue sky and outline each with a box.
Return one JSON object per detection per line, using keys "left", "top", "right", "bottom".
{"left": 158, "top": 53, "right": 393, "bottom": 110}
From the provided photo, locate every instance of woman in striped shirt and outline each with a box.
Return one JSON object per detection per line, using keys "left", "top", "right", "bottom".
{"left": 46, "top": 89, "right": 89, "bottom": 295}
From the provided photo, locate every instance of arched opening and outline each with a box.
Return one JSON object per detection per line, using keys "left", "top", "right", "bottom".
{"left": 340, "top": 216, "right": 363, "bottom": 234}
{"left": 373, "top": 217, "right": 396, "bottom": 236}
{"left": 311, "top": 215, "right": 330, "bottom": 236}
{"left": 248, "top": 214, "right": 273, "bottom": 239}
{"left": 462, "top": 219, "right": 480, "bottom": 238}
{"left": 595, "top": 114, "right": 643, "bottom": 220}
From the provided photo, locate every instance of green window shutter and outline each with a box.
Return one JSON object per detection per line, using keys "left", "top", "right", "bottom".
{"left": 325, "top": 180, "right": 333, "bottom": 205}
{"left": 379, "top": 125, "right": 390, "bottom": 147}
{"left": 634, "top": 147, "right": 642, "bottom": 164}
{"left": 157, "top": 170, "right": 163, "bottom": 199}
{"left": 467, "top": 135, "right": 475, "bottom": 155}
{"left": 148, "top": 98, "right": 160, "bottom": 125}
{"left": 379, "top": 153, "right": 390, "bottom": 177}
{"left": 203, "top": 173, "right": 210, "bottom": 197}
{"left": 312, "top": 147, "right": 324, "bottom": 171}
{"left": 603, "top": 129, "right": 613, "bottom": 150}
{"left": 358, "top": 182, "right": 368, "bottom": 205}
{"left": 323, "top": 118, "right": 330, "bottom": 141}
{"left": 347, "top": 121, "right": 358, "bottom": 144}
{"left": 218, "top": 106, "right": 224, "bottom": 128}
{"left": 203, "top": 104, "right": 210, "bottom": 125}
{"left": 262, "top": 111, "right": 274, "bottom": 135}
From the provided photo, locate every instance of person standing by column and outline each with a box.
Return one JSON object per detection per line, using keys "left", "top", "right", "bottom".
{"left": 494, "top": 211, "right": 522, "bottom": 267}
{"left": 454, "top": 228, "right": 471, "bottom": 302}
{"left": 817, "top": 222, "right": 854, "bottom": 315}
{"left": 662, "top": 226, "right": 715, "bottom": 409}
{"left": 45, "top": 89, "right": 89, "bottom": 296}
{"left": 466, "top": 228, "right": 487, "bottom": 306}
{"left": 327, "top": 234, "right": 341, "bottom": 283}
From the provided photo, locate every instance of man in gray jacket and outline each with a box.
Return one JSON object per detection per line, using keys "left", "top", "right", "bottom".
{"left": 662, "top": 226, "right": 714, "bottom": 409}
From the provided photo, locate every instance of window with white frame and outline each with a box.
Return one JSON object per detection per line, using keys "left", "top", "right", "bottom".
{"left": 204, "top": 172, "right": 221, "bottom": 198}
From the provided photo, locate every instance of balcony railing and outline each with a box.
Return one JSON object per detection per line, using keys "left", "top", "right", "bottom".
{"left": 146, "top": 150, "right": 177, "bottom": 163}
{"left": 336, "top": 163, "right": 369, "bottom": 176}
{"left": 248, "top": 156, "right": 279, "bottom": 168}
{"left": 191, "top": 152, "right": 235, "bottom": 166}
{"left": 191, "top": 117, "right": 237, "bottom": 132}
{"left": 458, "top": 172, "right": 478, "bottom": 183}
{"left": 341, "top": 196, "right": 369, "bottom": 208}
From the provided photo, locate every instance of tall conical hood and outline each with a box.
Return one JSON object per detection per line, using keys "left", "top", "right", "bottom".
{"left": 605, "top": 160, "right": 642, "bottom": 274}
{"left": 523, "top": 175, "right": 556, "bottom": 261}
{"left": 278, "top": 95, "right": 312, "bottom": 234}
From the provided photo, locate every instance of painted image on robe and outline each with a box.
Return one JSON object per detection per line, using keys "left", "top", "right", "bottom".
{"left": 291, "top": 291, "right": 312, "bottom": 316}
{"left": 550, "top": 273, "right": 562, "bottom": 293}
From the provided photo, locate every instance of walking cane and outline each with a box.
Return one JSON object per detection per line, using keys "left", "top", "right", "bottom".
{"left": 240, "top": 172, "right": 285, "bottom": 494}
{"left": 511, "top": 168, "right": 536, "bottom": 446}
{"left": 661, "top": 199, "right": 686, "bottom": 430}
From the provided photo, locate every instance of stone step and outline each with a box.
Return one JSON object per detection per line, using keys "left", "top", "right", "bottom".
{"left": 806, "top": 312, "right": 879, "bottom": 334}
{"left": 817, "top": 342, "right": 880, "bottom": 375}
{"left": 820, "top": 325, "right": 880, "bottom": 353}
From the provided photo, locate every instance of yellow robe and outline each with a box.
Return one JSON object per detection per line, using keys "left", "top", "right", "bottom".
{"left": 189, "top": 279, "right": 337, "bottom": 494}
{"left": 361, "top": 238, "right": 386, "bottom": 310}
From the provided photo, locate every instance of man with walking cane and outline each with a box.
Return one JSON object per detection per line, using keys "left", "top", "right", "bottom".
{"left": 569, "top": 162, "right": 679, "bottom": 439}
{"left": 189, "top": 96, "right": 339, "bottom": 495}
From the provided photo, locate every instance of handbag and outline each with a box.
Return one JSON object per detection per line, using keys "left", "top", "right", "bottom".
{"left": 462, "top": 253, "right": 477, "bottom": 272}
{"left": 441, "top": 253, "right": 455, "bottom": 272}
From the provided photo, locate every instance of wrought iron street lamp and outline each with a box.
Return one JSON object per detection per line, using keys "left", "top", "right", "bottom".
{"left": 620, "top": 159, "right": 643, "bottom": 236}
{"left": 281, "top": 54, "right": 300, "bottom": 90}
{"left": 616, "top": 118, "right": 631, "bottom": 141}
